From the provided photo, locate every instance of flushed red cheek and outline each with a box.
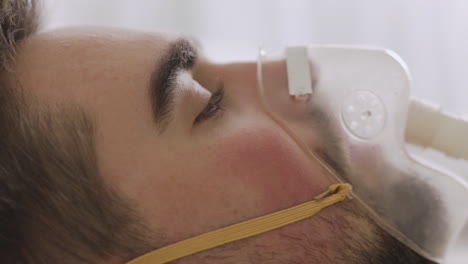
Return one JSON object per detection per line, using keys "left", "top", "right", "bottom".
{"left": 213, "top": 126, "right": 332, "bottom": 213}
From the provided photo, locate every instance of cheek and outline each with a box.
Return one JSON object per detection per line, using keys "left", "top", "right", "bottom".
{"left": 211, "top": 124, "right": 332, "bottom": 212}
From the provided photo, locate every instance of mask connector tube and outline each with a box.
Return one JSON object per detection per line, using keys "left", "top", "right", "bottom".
{"left": 406, "top": 99, "right": 468, "bottom": 161}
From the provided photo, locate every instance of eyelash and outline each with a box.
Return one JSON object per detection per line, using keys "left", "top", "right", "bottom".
{"left": 194, "top": 85, "right": 225, "bottom": 124}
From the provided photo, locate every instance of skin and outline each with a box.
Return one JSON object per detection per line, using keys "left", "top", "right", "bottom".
{"left": 13, "top": 26, "right": 376, "bottom": 263}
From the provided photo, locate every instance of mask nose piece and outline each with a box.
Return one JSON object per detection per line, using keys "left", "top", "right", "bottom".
{"left": 286, "top": 47, "right": 313, "bottom": 98}
{"left": 293, "top": 94, "right": 311, "bottom": 101}
{"left": 257, "top": 46, "right": 314, "bottom": 122}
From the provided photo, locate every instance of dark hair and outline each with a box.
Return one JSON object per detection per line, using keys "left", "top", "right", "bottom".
{"left": 0, "top": 1, "right": 153, "bottom": 263}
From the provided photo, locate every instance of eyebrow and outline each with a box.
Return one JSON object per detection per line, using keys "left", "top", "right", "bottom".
{"left": 149, "top": 38, "right": 198, "bottom": 132}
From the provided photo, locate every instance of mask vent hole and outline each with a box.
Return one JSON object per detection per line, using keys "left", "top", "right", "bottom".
{"left": 361, "top": 110, "right": 372, "bottom": 120}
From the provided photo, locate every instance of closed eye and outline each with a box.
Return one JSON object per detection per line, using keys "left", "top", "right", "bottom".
{"left": 194, "top": 85, "right": 225, "bottom": 124}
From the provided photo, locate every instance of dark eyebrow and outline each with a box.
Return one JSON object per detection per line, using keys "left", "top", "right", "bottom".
{"left": 149, "top": 38, "right": 198, "bottom": 132}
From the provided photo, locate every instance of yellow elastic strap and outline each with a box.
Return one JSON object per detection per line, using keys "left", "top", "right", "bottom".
{"left": 127, "top": 183, "right": 352, "bottom": 264}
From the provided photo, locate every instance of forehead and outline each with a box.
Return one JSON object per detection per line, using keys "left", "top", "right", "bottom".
{"left": 12, "top": 27, "right": 182, "bottom": 169}
{"left": 13, "top": 26, "right": 175, "bottom": 103}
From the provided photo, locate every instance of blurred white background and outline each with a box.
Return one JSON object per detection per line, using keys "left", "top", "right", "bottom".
{"left": 42, "top": 1, "right": 467, "bottom": 263}
{"left": 43, "top": 0, "right": 468, "bottom": 118}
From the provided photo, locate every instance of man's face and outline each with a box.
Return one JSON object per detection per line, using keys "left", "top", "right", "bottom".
{"left": 14, "top": 26, "right": 385, "bottom": 262}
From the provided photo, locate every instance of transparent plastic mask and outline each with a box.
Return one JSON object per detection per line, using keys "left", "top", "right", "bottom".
{"left": 257, "top": 46, "right": 468, "bottom": 262}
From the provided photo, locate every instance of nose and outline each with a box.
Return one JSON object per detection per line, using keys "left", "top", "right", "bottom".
{"left": 194, "top": 61, "right": 261, "bottom": 112}
{"left": 195, "top": 59, "right": 316, "bottom": 131}
{"left": 255, "top": 57, "right": 332, "bottom": 162}
{"left": 256, "top": 57, "right": 323, "bottom": 144}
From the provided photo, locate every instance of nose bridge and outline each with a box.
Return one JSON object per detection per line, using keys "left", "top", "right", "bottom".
{"left": 223, "top": 62, "right": 258, "bottom": 96}
{"left": 194, "top": 61, "right": 257, "bottom": 95}
{"left": 221, "top": 59, "right": 315, "bottom": 134}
